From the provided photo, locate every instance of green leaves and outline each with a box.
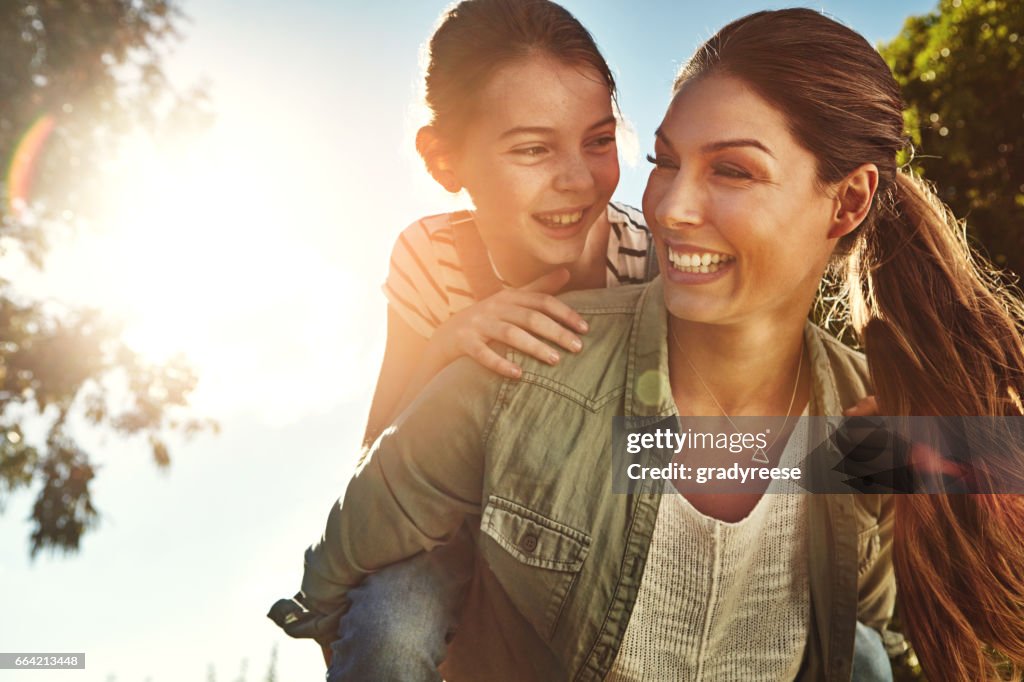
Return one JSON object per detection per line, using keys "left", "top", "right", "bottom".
{"left": 880, "top": 0, "right": 1024, "bottom": 273}
{"left": 0, "top": 1, "right": 215, "bottom": 557}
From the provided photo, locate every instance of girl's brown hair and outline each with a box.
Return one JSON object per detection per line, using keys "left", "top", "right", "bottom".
{"left": 422, "top": 0, "right": 616, "bottom": 146}
{"left": 676, "top": 9, "right": 1024, "bottom": 680}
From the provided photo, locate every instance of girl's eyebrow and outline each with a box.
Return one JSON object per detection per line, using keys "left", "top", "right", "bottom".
{"left": 654, "top": 128, "right": 776, "bottom": 159}
{"left": 499, "top": 115, "right": 617, "bottom": 140}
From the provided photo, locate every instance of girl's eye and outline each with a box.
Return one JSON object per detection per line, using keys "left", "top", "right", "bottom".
{"left": 589, "top": 135, "right": 616, "bottom": 149}
{"left": 714, "top": 164, "right": 753, "bottom": 179}
{"left": 512, "top": 146, "right": 548, "bottom": 157}
{"left": 646, "top": 153, "right": 677, "bottom": 169}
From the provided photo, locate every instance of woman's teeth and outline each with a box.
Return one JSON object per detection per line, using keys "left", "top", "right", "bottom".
{"left": 536, "top": 210, "right": 584, "bottom": 227}
{"left": 668, "top": 249, "right": 734, "bottom": 274}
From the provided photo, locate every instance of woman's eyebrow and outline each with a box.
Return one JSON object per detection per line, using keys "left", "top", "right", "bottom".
{"left": 701, "top": 138, "right": 775, "bottom": 158}
{"left": 499, "top": 115, "right": 617, "bottom": 140}
{"left": 653, "top": 128, "right": 775, "bottom": 159}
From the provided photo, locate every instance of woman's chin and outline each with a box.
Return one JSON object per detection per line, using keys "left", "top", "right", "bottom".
{"left": 663, "top": 292, "right": 731, "bottom": 326}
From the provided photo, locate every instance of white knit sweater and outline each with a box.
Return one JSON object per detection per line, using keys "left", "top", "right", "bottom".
{"left": 606, "top": 419, "right": 810, "bottom": 681}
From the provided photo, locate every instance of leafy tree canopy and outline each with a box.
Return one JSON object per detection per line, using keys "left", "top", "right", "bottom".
{"left": 0, "top": 0, "right": 214, "bottom": 557}
{"left": 880, "top": 0, "right": 1024, "bottom": 277}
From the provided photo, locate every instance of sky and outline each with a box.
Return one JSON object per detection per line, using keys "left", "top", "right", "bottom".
{"left": 1, "top": 1, "right": 937, "bottom": 680}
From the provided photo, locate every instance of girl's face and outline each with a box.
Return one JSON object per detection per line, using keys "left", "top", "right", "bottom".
{"left": 643, "top": 74, "right": 840, "bottom": 328}
{"left": 452, "top": 54, "right": 619, "bottom": 283}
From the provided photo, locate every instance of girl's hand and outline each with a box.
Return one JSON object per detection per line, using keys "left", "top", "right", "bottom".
{"left": 843, "top": 395, "right": 879, "bottom": 417}
{"left": 431, "top": 268, "right": 589, "bottom": 378}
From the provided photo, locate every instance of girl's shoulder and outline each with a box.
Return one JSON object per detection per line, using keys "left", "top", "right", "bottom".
{"left": 384, "top": 212, "right": 475, "bottom": 338}
{"left": 606, "top": 202, "right": 656, "bottom": 285}
{"left": 394, "top": 212, "right": 462, "bottom": 250}
{"left": 606, "top": 202, "right": 648, "bottom": 233}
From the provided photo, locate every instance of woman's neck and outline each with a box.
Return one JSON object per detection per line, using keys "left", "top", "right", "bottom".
{"left": 669, "top": 316, "right": 810, "bottom": 418}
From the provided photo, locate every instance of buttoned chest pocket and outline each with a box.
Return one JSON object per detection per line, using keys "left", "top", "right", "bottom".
{"left": 479, "top": 496, "right": 591, "bottom": 639}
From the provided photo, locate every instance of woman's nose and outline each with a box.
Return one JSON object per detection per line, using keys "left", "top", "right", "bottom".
{"left": 654, "top": 174, "right": 703, "bottom": 230}
{"left": 553, "top": 152, "right": 596, "bottom": 193}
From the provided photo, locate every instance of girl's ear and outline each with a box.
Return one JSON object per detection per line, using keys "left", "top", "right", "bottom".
{"left": 416, "top": 126, "right": 462, "bottom": 193}
{"left": 827, "top": 163, "right": 879, "bottom": 239}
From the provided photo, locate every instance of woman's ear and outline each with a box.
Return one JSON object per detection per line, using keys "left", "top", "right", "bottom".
{"left": 416, "top": 126, "right": 462, "bottom": 194}
{"left": 827, "top": 163, "right": 879, "bottom": 239}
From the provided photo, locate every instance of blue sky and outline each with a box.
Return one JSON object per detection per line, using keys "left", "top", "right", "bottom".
{"left": 1, "top": 1, "right": 936, "bottom": 680}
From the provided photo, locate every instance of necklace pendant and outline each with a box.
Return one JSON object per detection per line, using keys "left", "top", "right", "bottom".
{"left": 751, "top": 447, "right": 769, "bottom": 464}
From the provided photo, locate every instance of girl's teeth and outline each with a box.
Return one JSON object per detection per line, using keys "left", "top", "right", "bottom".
{"left": 539, "top": 211, "right": 584, "bottom": 226}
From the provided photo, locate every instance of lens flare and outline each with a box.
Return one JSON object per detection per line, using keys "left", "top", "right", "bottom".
{"left": 6, "top": 114, "right": 57, "bottom": 217}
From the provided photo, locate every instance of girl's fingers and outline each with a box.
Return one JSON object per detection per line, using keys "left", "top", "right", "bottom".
{"left": 479, "top": 320, "right": 561, "bottom": 366}
{"left": 465, "top": 338, "right": 522, "bottom": 379}
{"left": 503, "top": 305, "right": 583, "bottom": 353}
{"left": 512, "top": 291, "right": 589, "bottom": 334}
{"left": 501, "top": 322, "right": 565, "bottom": 366}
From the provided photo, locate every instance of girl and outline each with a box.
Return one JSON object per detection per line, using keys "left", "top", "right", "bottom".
{"left": 288, "top": 1, "right": 657, "bottom": 679}
{"left": 362, "top": 0, "right": 657, "bottom": 448}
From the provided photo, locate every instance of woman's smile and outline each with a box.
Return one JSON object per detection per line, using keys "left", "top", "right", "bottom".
{"left": 664, "top": 241, "right": 736, "bottom": 281}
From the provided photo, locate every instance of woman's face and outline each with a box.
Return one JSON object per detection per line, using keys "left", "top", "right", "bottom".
{"left": 452, "top": 54, "right": 619, "bottom": 283}
{"left": 643, "top": 74, "right": 840, "bottom": 328}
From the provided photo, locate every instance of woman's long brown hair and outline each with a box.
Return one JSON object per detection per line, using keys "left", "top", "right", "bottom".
{"left": 677, "top": 9, "right": 1024, "bottom": 680}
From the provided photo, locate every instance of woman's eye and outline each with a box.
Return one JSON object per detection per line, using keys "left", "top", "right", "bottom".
{"left": 646, "top": 153, "right": 677, "bottom": 169}
{"left": 714, "top": 164, "right": 753, "bottom": 179}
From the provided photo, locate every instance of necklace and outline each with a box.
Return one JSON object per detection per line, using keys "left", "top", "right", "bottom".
{"left": 670, "top": 326, "right": 803, "bottom": 464}
{"left": 451, "top": 211, "right": 512, "bottom": 286}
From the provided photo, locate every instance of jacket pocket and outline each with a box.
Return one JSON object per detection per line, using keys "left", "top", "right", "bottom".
{"left": 857, "top": 523, "right": 881, "bottom": 578}
{"left": 479, "top": 495, "right": 591, "bottom": 637}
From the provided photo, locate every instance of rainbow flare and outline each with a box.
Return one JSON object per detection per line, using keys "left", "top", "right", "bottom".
{"left": 5, "top": 113, "right": 57, "bottom": 217}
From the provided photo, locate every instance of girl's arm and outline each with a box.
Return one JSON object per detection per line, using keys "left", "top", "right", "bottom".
{"left": 363, "top": 269, "right": 587, "bottom": 447}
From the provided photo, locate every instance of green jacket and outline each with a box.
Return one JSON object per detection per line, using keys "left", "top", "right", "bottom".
{"left": 296, "top": 277, "right": 896, "bottom": 681}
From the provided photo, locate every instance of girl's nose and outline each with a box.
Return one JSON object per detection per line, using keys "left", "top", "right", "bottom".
{"left": 553, "top": 152, "right": 596, "bottom": 193}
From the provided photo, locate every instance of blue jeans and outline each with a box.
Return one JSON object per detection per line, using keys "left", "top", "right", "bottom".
{"left": 326, "top": 544, "right": 892, "bottom": 682}
{"left": 852, "top": 620, "right": 894, "bottom": 681}
{"left": 325, "top": 538, "right": 473, "bottom": 682}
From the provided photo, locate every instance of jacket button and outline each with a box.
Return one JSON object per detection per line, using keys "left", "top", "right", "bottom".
{"left": 519, "top": 533, "right": 538, "bottom": 553}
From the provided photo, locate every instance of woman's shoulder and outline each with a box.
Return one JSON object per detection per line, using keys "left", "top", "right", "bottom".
{"left": 806, "top": 323, "right": 872, "bottom": 406}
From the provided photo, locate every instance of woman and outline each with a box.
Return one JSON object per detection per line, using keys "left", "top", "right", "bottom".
{"left": 282, "top": 8, "right": 1024, "bottom": 681}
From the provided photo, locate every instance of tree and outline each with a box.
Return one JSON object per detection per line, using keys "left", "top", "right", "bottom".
{"left": 0, "top": 0, "right": 214, "bottom": 557}
{"left": 880, "top": 0, "right": 1024, "bottom": 278}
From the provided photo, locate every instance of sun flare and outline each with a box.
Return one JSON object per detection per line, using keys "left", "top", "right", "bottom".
{"left": 33, "top": 128, "right": 384, "bottom": 422}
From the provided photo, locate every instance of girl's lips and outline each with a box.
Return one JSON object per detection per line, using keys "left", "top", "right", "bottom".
{"left": 533, "top": 205, "right": 592, "bottom": 240}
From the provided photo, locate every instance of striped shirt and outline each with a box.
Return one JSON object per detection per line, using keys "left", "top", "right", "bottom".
{"left": 383, "top": 202, "right": 654, "bottom": 339}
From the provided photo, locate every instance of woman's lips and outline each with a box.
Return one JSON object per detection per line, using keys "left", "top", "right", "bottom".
{"left": 665, "top": 244, "right": 735, "bottom": 283}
